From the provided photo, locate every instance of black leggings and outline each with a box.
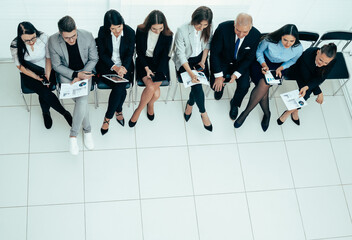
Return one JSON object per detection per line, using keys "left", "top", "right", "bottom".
{"left": 21, "top": 72, "right": 66, "bottom": 115}
{"left": 178, "top": 53, "right": 209, "bottom": 113}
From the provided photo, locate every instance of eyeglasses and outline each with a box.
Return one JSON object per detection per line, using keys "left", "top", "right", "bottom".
{"left": 23, "top": 36, "right": 37, "bottom": 43}
{"left": 63, "top": 34, "right": 77, "bottom": 41}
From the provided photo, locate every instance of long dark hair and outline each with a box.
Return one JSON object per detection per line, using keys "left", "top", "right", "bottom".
{"left": 265, "top": 24, "right": 301, "bottom": 47}
{"left": 103, "top": 9, "right": 125, "bottom": 34}
{"left": 318, "top": 43, "right": 337, "bottom": 76}
{"left": 191, "top": 6, "right": 213, "bottom": 43}
{"left": 137, "top": 10, "right": 173, "bottom": 36}
{"left": 10, "top": 22, "right": 42, "bottom": 66}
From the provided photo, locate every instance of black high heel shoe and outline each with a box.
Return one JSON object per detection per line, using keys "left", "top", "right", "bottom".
{"left": 201, "top": 113, "right": 213, "bottom": 132}
{"left": 291, "top": 114, "right": 300, "bottom": 125}
{"left": 128, "top": 119, "right": 137, "bottom": 128}
{"left": 100, "top": 118, "right": 110, "bottom": 135}
{"left": 184, "top": 101, "right": 192, "bottom": 122}
{"left": 261, "top": 112, "right": 271, "bottom": 132}
{"left": 115, "top": 112, "right": 125, "bottom": 126}
{"left": 147, "top": 104, "right": 155, "bottom": 121}
{"left": 277, "top": 111, "right": 287, "bottom": 125}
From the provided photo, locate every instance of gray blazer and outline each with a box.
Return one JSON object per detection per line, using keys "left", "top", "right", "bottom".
{"left": 173, "top": 23, "right": 212, "bottom": 70}
{"left": 48, "top": 29, "right": 98, "bottom": 83}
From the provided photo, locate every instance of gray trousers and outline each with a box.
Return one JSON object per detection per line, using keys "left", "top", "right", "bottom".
{"left": 60, "top": 76, "right": 92, "bottom": 137}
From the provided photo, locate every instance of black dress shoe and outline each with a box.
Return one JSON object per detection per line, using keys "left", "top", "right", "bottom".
{"left": 128, "top": 119, "right": 137, "bottom": 128}
{"left": 43, "top": 112, "right": 52, "bottom": 129}
{"left": 100, "top": 118, "right": 110, "bottom": 135}
{"left": 184, "top": 102, "right": 192, "bottom": 122}
{"left": 277, "top": 111, "right": 287, "bottom": 126}
{"left": 229, "top": 105, "right": 239, "bottom": 120}
{"left": 147, "top": 112, "right": 155, "bottom": 121}
{"left": 63, "top": 111, "right": 72, "bottom": 127}
{"left": 201, "top": 114, "right": 213, "bottom": 132}
{"left": 291, "top": 114, "right": 300, "bottom": 125}
{"left": 214, "top": 90, "right": 224, "bottom": 100}
{"left": 115, "top": 112, "right": 125, "bottom": 126}
{"left": 234, "top": 120, "right": 243, "bottom": 128}
{"left": 261, "top": 112, "right": 271, "bottom": 132}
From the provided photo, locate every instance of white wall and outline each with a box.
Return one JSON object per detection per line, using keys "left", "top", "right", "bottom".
{"left": 1, "top": 0, "right": 352, "bottom": 59}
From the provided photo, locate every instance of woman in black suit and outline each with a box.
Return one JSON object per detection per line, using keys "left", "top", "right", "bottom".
{"left": 277, "top": 43, "right": 337, "bottom": 125}
{"left": 96, "top": 9, "right": 135, "bottom": 135}
{"left": 129, "top": 10, "right": 173, "bottom": 127}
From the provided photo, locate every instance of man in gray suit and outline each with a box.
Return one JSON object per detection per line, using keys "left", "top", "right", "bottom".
{"left": 48, "top": 16, "right": 98, "bottom": 155}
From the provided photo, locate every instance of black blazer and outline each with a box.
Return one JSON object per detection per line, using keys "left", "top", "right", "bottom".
{"left": 96, "top": 24, "right": 135, "bottom": 74}
{"left": 135, "top": 28, "right": 173, "bottom": 74}
{"left": 287, "top": 47, "right": 336, "bottom": 95}
{"left": 210, "top": 21, "right": 261, "bottom": 76}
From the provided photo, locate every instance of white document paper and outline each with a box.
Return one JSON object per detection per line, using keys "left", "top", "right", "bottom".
{"left": 265, "top": 71, "right": 281, "bottom": 85}
{"left": 59, "top": 79, "right": 89, "bottom": 99}
{"left": 181, "top": 70, "right": 209, "bottom": 88}
{"left": 280, "top": 89, "right": 308, "bottom": 110}
{"left": 102, "top": 74, "right": 129, "bottom": 83}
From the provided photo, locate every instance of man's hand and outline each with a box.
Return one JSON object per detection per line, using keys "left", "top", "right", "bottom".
{"left": 229, "top": 74, "right": 237, "bottom": 83}
{"left": 213, "top": 77, "right": 225, "bottom": 92}
{"left": 71, "top": 77, "right": 80, "bottom": 84}
{"left": 78, "top": 71, "right": 94, "bottom": 80}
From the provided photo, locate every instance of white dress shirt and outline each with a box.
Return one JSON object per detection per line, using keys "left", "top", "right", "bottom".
{"left": 146, "top": 30, "right": 159, "bottom": 57}
{"left": 111, "top": 31, "right": 124, "bottom": 68}
{"left": 190, "top": 28, "right": 202, "bottom": 57}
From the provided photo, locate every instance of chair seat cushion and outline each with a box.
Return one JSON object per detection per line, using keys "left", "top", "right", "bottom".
{"left": 326, "top": 52, "right": 349, "bottom": 79}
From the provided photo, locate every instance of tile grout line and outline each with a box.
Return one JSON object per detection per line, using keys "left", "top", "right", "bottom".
{"left": 25, "top": 96, "right": 32, "bottom": 240}
{"left": 83, "top": 149, "right": 87, "bottom": 240}
{"left": 320, "top": 102, "right": 352, "bottom": 225}
{"left": 132, "top": 102, "right": 145, "bottom": 240}
{"left": 234, "top": 118, "right": 256, "bottom": 240}
{"left": 181, "top": 98, "right": 202, "bottom": 240}
{"left": 275, "top": 96, "right": 309, "bottom": 240}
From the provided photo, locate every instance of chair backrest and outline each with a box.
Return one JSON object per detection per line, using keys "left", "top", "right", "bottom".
{"left": 298, "top": 31, "right": 319, "bottom": 47}
{"left": 315, "top": 31, "right": 352, "bottom": 51}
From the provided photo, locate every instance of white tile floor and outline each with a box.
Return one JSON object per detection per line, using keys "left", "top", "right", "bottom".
{"left": 1, "top": 61, "right": 352, "bottom": 240}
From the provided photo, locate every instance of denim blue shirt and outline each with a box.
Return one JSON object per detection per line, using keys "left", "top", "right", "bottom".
{"left": 256, "top": 39, "right": 303, "bottom": 69}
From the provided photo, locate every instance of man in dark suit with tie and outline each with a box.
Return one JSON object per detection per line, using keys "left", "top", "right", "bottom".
{"left": 210, "top": 13, "right": 261, "bottom": 120}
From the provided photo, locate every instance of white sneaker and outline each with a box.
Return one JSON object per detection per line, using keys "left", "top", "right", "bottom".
{"left": 69, "top": 137, "right": 79, "bottom": 155}
{"left": 84, "top": 132, "right": 94, "bottom": 150}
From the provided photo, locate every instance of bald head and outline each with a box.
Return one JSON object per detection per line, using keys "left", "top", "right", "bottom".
{"left": 235, "top": 13, "right": 253, "bottom": 27}
{"left": 234, "top": 13, "right": 253, "bottom": 39}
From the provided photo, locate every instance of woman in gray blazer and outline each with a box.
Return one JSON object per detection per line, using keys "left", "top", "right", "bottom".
{"left": 173, "top": 6, "right": 213, "bottom": 131}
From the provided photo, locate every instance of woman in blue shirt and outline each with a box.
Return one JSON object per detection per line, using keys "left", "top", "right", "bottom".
{"left": 234, "top": 24, "right": 303, "bottom": 131}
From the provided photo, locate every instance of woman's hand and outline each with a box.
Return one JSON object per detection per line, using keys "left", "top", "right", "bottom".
{"left": 299, "top": 86, "right": 309, "bottom": 98}
{"left": 113, "top": 66, "right": 127, "bottom": 77}
{"left": 261, "top": 63, "right": 269, "bottom": 75}
{"left": 190, "top": 72, "right": 199, "bottom": 83}
{"left": 316, "top": 93, "right": 324, "bottom": 104}
{"left": 145, "top": 67, "right": 154, "bottom": 79}
{"left": 35, "top": 75, "right": 43, "bottom": 81}
{"left": 275, "top": 66, "right": 284, "bottom": 78}
{"left": 197, "top": 62, "right": 205, "bottom": 70}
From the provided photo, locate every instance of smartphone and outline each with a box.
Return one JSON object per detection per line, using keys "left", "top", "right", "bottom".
{"left": 194, "top": 64, "right": 204, "bottom": 72}
{"left": 151, "top": 72, "right": 166, "bottom": 82}
{"left": 40, "top": 75, "right": 50, "bottom": 86}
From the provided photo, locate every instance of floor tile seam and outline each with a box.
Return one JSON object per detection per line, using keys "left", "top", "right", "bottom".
{"left": 182, "top": 99, "right": 202, "bottom": 240}
{"left": 233, "top": 128, "right": 256, "bottom": 240}
{"left": 319, "top": 102, "right": 352, "bottom": 224}
{"left": 25, "top": 106, "right": 32, "bottom": 240}
{"left": 310, "top": 234, "right": 352, "bottom": 240}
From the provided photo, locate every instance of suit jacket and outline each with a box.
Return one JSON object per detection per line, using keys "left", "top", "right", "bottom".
{"left": 210, "top": 21, "right": 261, "bottom": 76}
{"left": 173, "top": 23, "right": 212, "bottom": 70}
{"left": 136, "top": 28, "right": 172, "bottom": 74}
{"left": 96, "top": 24, "right": 135, "bottom": 74}
{"left": 48, "top": 29, "right": 98, "bottom": 83}
{"left": 287, "top": 47, "right": 336, "bottom": 95}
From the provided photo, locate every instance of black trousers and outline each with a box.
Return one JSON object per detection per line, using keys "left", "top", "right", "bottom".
{"left": 210, "top": 62, "right": 250, "bottom": 107}
{"left": 102, "top": 77, "right": 128, "bottom": 119}
{"left": 178, "top": 52, "right": 209, "bottom": 113}
{"left": 21, "top": 72, "right": 66, "bottom": 115}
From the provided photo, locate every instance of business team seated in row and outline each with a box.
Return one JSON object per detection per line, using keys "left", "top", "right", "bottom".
{"left": 10, "top": 6, "right": 337, "bottom": 155}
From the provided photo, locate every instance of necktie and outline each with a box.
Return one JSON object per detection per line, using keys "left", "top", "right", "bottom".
{"left": 234, "top": 38, "right": 240, "bottom": 60}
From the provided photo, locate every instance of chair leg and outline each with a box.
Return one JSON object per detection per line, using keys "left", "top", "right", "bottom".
{"left": 165, "top": 85, "right": 171, "bottom": 104}
{"left": 134, "top": 84, "right": 138, "bottom": 104}
{"left": 94, "top": 85, "right": 99, "bottom": 109}
{"left": 21, "top": 91, "right": 30, "bottom": 112}
{"left": 172, "top": 82, "right": 179, "bottom": 101}
{"left": 205, "top": 85, "right": 211, "bottom": 97}
{"left": 269, "top": 85, "right": 280, "bottom": 100}
{"left": 128, "top": 87, "right": 132, "bottom": 108}
{"left": 333, "top": 79, "right": 349, "bottom": 96}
